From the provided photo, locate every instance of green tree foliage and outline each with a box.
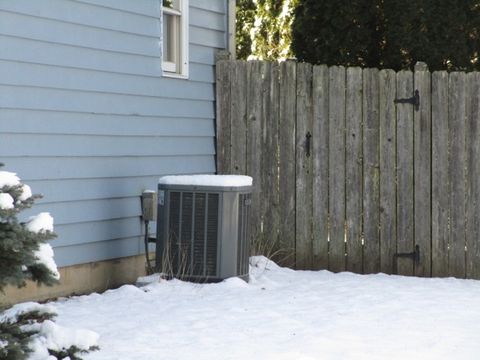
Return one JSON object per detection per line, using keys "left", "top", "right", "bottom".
{"left": 236, "top": 0, "right": 256, "bottom": 60}
{"left": 0, "top": 165, "right": 97, "bottom": 359}
{"left": 292, "top": 0, "right": 480, "bottom": 71}
{"left": 0, "top": 174, "right": 57, "bottom": 292}
{"left": 236, "top": 0, "right": 298, "bottom": 60}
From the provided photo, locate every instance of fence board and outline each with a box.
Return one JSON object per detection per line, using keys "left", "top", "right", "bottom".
{"left": 230, "top": 61, "right": 248, "bottom": 174}
{"left": 295, "top": 63, "right": 314, "bottom": 269}
{"left": 215, "top": 60, "right": 231, "bottom": 173}
{"left": 312, "top": 65, "right": 329, "bottom": 270}
{"left": 216, "top": 59, "right": 480, "bottom": 280}
{"left": 466, "top": 72, "right": 480, "bottom": 278}
{"left": 379, "top": 69, "right": 397, "bottom": 274}
{"left": 262, "top": 62, "right": 282, "bottom": 262}
{"left": 431, "top": 71, "right": 449, "bottom": 277}
{"left": 278, "top": 61, "right": 297, "bottom": 266}
{"left": 396, "top": 70, "right": 414, "bottom": 276}
{"left": 345, "top": 67, "right": 363, "bottom": 273}
{"left": 413, "top": 62, "right": 432, "bottom": 277}
{"left": 246, "top": 61, "right": 265, "bottom": 250}
{"left": 363, "top": 68, "right": 380, "bottom": 274}
{"left": 328, "top": 66, "right": 346, "bottom": 272}
{"left": 448, "top": 72, "right": 467, "bottom": 278}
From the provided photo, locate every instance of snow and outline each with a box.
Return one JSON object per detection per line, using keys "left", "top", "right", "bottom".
{"left": 26, "top": 320, "right": 99, "bottom": 360}
{"left": 0, "top": 193, "right": 14, "bottom": 209}
{"left": 159, "top": 175, "right": 253, "bottom": 187}
{"left": 34, "top": 243, "right": 60, "bottom": 280}
{"left": 0, "top": 171, "right": 21, "bottom": 188}
{"left": 45, "top": 256, "right": 480, "bottom": 360}
{"left": 23, "top": 213, "right": 59, "bottom": 279}
{"left": 2, "top": 302, "right": 98, "bottom": 360}
{"left": 26, "top": 212, "right": 54, "bottom": 233}
{"left": 18, "top": 184, "right": 32, "bottom": 201}
{"left": 0, "top": 302, "right": 56, "bottom": 323}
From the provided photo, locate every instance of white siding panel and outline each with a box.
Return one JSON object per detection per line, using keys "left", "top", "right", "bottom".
{"left": 0, "top": 85, "right": 214, "bottom": 118}
{"left": 0, "top": 35, "right": 162, "bottom": 77}
{"left": 190, "top": 6, "right": 225, "bottom": 32}
{"left": 74, "top": 0, "right": 159, "bottom": 17}
{"left": 53, "top": 237, "right": 143, "bottom": 267}
{"left": 2, "top": 156, "right": 216, "bottom": 181}
{"left": 0, "top": 134, "right": 215, "bottom": 157}
{"left": 29, "top": 177, "right": 162, "bottom": 204}
{"left": 0, "top": 0, "right": 226, "bottom": 267}
{"left": 0, "top": 11, "right": 160, "bottom": 56}
{"left": 0, "top": 110, "right": 214, "bottom": 134}
{"left": 0, "top": 60, "right": 214, "bottom": 99}
{"left": 0, "top": 0, "right": 159, "bottom": 36}
{"left": 190, "top": 0, "right": 226, "bottom": 14}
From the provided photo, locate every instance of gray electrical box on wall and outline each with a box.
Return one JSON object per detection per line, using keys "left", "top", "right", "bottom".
{"left": 141, "top": 190, "right": 157, "bottom": 221}
{"left": 155, "top": 175, "right": 252, "bottom": 282}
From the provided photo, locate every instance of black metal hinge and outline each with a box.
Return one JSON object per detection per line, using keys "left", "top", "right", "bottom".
{"left": 394, "top": 245, "right": 420, "bottom": 265}
{"left": 394, "top": 90, "right": 420, "bottom": 111}
{"left": 305, "top": 132, "right": 312, "bottom": 157}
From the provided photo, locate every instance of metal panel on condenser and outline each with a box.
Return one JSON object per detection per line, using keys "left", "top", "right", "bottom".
{"left": 156, "top": 182, "right": 252, "bottom": 282}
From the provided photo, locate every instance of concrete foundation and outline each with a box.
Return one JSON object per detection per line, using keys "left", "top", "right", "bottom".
{"left": 0, "top": 254, "right": 149, "bottom": 307}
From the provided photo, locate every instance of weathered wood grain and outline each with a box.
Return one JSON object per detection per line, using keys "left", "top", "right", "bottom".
{"left": 396, "top": 70, "right": 415, "bottom": 276}
{"left": 278, "top": 61, "right": 297, "bottom": 267}
{"left": 230, "top": 60, "right": 248, "bottom": 174}
{"left": 246, "top": 61, "right": 265, "bottom": 251}
{"left": 413, "top": 62, "right": 432, "bottom": 277}
{"left": 215, "top": 60, "right": 231, "bottom": 174}
{"left": 312, "top": 65, "right": 329, "bottom": 270}
{"left": 295, "top": 63, "right": 314, "bottom": 269}
{"left": 262, "top": 62, "right": 282, "bottom": 263}
{"left": 448, "top": 72, "right": 467, "bottom": 279}
{"left": 379, "top": 69, "right": 397, "bottom": 274}
{"left": 363, "top": 68, "right": 380, "bottom": 274}
{"left": 345, "top": 67, "right": 363, "bottom": 273}
{"left": 328, "top": 65, "right": 346, "bottom": 272}
{"left": 465, "top": 72, "right": 480, "bottom": 279}
{"left": 431, "top": 71, "right": 449, "bottom": 277}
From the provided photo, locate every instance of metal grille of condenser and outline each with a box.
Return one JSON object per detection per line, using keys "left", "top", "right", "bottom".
{"left": 156, "top": 184, "right": 251, "bottom": 282}
{"left": 237, "top": 193, "right": 251, "bottom": 275}
{"left": 167, "top": 192, "right": 219, "bottom": 277}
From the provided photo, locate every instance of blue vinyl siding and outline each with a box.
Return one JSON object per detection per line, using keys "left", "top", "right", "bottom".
{"left": 0, "top": 0, "right": 226, "bottom": 266}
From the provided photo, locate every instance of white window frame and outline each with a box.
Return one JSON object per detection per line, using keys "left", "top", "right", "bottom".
{"left": 162, "top": 0, "right": 189, "bottom": 78}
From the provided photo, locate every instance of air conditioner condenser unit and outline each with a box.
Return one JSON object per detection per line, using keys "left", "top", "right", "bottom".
{"left": 155, "top": 175, "right": 253, "bottom": 282}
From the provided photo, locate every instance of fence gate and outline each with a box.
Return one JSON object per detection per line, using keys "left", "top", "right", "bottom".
{"left": 216, "top": 60, "right": 480, "bottom": 279}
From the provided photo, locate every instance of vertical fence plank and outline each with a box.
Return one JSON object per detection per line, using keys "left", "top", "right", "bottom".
{"left": 448, "top": 72, "right": 467, "bottom": 278}
{"left": 328, "top": 66, "right": 346, "bottom": 272}
{"left": 466, "top": 72, "right": 480, "bottom": 279}
{"left": 246, "top": 61, "right": 265, "bottom": 251}
{"left": 396, "top": 70, "right": 415, "bottom": 276}
{"left": 215, "top": 60, "right": 231, "bottom": 174}
{"left": 379, "top": 69, "right": 397, "bottom": 274}
{"left": 413, "top": 62, "right": 432, "bottom": 277}
{"left": 345, "top": 67, "right": 363, "bottom": 273}
{"left": 431, "top": 71, "right": 450, "bottom": 277}
{"left": 363, "top": 68, "right": 380, "bottom": 274}
{"left": 262, "top": 62, "right": 282, "bottom": 262}
{"left": 295, "top": 63, "right": 314, "bottom": 269}
{"left": 230, "top": 61, "right": 248, "bottom": 174}
{"left": 279, "top": 61, "right": 297, "bottom": 266}
{"left": 312, "top": 65, "right": 329, "bottom": 270}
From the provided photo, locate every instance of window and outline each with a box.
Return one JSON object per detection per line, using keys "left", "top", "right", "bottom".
{"left": 162, "top": 0, "right": 189, "bottom": 77}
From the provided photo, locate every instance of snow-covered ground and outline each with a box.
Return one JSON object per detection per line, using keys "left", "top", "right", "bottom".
{"left": 50, "top": 256, "right": 480, "bottom": 360}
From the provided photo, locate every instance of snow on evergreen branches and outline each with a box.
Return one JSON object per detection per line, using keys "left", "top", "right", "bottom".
{"left": 0, "top": 166, "right": 99, "bottom": 359}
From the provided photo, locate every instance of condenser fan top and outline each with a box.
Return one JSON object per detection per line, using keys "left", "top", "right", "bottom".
{"left": 159, "top": 174, "right": 253, "bottom": 187}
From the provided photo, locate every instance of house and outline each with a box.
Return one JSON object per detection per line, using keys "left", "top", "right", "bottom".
{"left": 0, "top": 0, "right": 235, "bottom": 305}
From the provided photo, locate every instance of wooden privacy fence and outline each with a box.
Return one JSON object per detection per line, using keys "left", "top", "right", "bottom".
{"left": 216, "top": 59, "right": 480, "bottom": 279}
